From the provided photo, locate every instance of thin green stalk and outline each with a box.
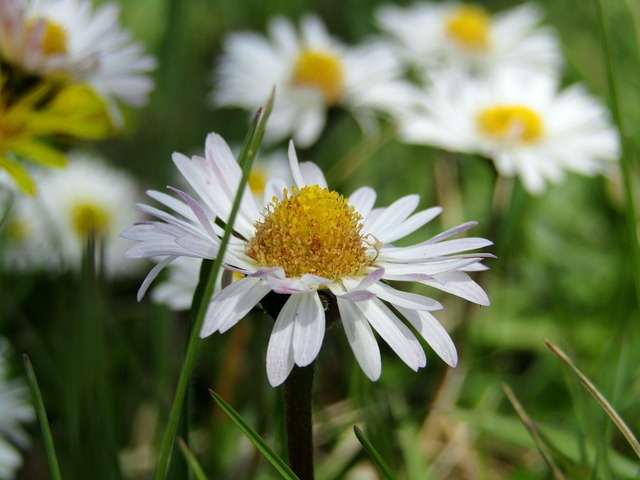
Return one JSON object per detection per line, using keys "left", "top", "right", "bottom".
{"left": 594, "top": 0, "right": 640, "bottom": 314}
{"left": 545, "top": 340, "right": 640, "bottom": 459}
{"left": 23, "top": 354, "right": 62, "bottom": 480}
{"left": 154, "top": 90, "right": 274, "bottom": 480}
{"left": 353, "top": 425, "right": 399, "bottom": 480}
{"left": 502, "top": 384, "right": 568, "bottom": 480}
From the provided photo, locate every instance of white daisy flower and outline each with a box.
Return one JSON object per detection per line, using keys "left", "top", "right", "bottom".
{"left": 35, "top": 151, "right": 143, "bottom": 276}
{"left": 123, "top": 132, "right": 492, "bottom": 386}
{"left": 0, "top": 0, "right": 156, "bottom": 115}
{"left": 0, "top": 339, "right": 34, "bottom": 480}
{"left": 212, "top": 14, "right": 417, "bottom": 147}
{"left": 0, "top": 176, "right": 52, "bottom": 271}
{"left": 375, "top": 2, "right": 562, "bottom": 78}
{"left": 398, "top": 70, "right": 620, "bottom": 194}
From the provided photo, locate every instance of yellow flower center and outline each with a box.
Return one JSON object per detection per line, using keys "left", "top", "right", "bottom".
{"left": 476, "top": 104, "right": 544, "bottom": 144}
{"left": 444, "top": 5, "right": 491, "bottom": 52}
{"left": 248, "top": 168, "right": 268, "bottom": 197}
{"left": 29, "top": 18, "right": 68, "bottom": 56}
{"left": 291, "top": 49, "right": 344, "bottom": 105}
{"left": 247, "top": 185, "right": 371, "bottom": 279}
{"left": 72, "top": 202, "right": 110, "bottom": 238}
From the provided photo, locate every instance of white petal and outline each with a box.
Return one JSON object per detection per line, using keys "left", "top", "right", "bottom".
{"left": 355, "top": 298, "right": 426, "bottom": 371}
{"left": 266, "top": 294, "right": 299, "bottom": 386}
{"left": 337, "top": 297, "right": 381, "bottom": 381}
{"left": 396, "top": 307, "right": 458, "bottom": 367}
{"left": 367, "top": 282, "right": 443, "bottom": 311}
{"left": 379, "top": 206, "right": 443, "bottom": 243}
{"left": 200, "top": 276, "right": 270, "bottom": 337}
{"left": 423, "top": 270, "right": 491, "bottom": 306}
{"left": 137, "top": 256, "right": 176, "bottom": 301}
{"left": 292, "top": 292, "right": 325, "bottom": 366}
{"left": 362, "top": 194, "right": 420, "bottom": 241}
{"left": 379, "top": 238, "right": 494, "bottom": 263}
{"left": 288, "top": 140, "right": 328, "bottom": 188}
{"left": 348, "top": 187, "right": 377, "bottom": 219}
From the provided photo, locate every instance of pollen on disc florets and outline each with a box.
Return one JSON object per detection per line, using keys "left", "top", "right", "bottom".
{"left": 247, "top": 185, "right": 371, "bottom": 279}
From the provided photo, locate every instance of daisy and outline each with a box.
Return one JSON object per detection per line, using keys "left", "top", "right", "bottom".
{"left": 398, "top": 70, "right": 620, "bottom": 194}
{"left": 35, "top": 151, "right": 143, "bottom": 276}
{"left": 375, "top": 2, "right": 562, "bottom": 78}
{"left": 212, "top": 14, "right": 417, "bottom": 147}
{"left": 0, "top": 339, "right": 34, "bottom": 480}
{"left": 0, "top": 0, "right": 156, "bottom": 118}
{"left": 123, "top": 132, "right": 492, "bottom": 386}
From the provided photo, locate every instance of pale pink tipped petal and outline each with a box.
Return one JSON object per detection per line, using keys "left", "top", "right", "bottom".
{"left": 367, "top": 282, "right": 443, "bottom": 311}
{"left": 292, "top": 292, "right": 325, "bottom": 366}
{"left": 348, "top": 187, "right": 377, "bottom": 219}
{"left": 337, "top": 297, "right": 382, "bottom": 381}
{"left": 396, "top": 307, "right": 458, "bottom": 368}
{"left": 380, "top": 238, "right": 494, "bottom": 263}
{"left": 137, "top": 256, "right": 176, "bottom": 301}
{"left": 200, "top": 276, "right": 270, "bottom": 337}
{"left": 426, "top": 222, "right": 478, "bottom": 244}
{"left": 356, "top": 298, "right": 426, "bottom": 371}
{"left": 168, "top": 187, "right": 217, "bottom": 239}
{"left": 266, "top": 294, "right": 299, "bottom": 386}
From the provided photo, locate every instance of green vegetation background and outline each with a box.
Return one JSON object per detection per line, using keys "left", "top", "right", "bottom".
{"left": 1, "top": 0, "right": 639, "bottom": 478}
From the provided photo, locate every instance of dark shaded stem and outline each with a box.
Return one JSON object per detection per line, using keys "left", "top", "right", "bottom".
{"left": 284, "top": 363, "right": 315, "bottom": 480}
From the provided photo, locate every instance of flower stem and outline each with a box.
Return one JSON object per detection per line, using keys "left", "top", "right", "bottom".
{"left": 284, "top": 363, "right": 316, "bottom": 480}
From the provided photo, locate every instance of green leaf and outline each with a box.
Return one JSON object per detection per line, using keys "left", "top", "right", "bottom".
{"left": 210, "top": 390, "right": 301, "bottom": 480}
{"left": 177, "top": 438, "right": 208, "bottom": 480}
{"left": 353, "top": 425, "right": 399, "bottom": 480}
{"left": 23, "top": 354, "right": 63, "bottom": 480}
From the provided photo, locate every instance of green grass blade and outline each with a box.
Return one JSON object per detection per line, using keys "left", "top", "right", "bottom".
{"left": 502, "top": 383, "right": 568, "bottom": 480}
{"left": 545, "top": 340, "right": 640, "bottom": 459}
{"left": 154, "top": 92, "right": 275, "bottom": 480}
{"left": 23, "top": 354, "right": 62, "bottom": 480}
{"left": 177, "top": 437, "right": 208, "bottom": 480}
{"left": 353, "top": 425, "right": 399, "bottom": 480}
{"left": 210, "top": 390, "right": 301, "bottom": 480}
{"left": 593, "top": 0, "right": 640, "bottom": 313}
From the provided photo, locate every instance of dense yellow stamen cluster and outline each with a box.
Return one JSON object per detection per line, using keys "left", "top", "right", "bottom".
{"left": 72, "top": 202, "right": 110, "bottom": 238}
{"left": 476, "top": 104, "right": 544, "bottom": 144}
{"left": 444, "top": 5, "right": 491, "bottom": 52}
{"left": 247, "top": 185, "right": 370, "bottom": 279}
{"left": 30, "top": 19, "right": 68, "bottom": 56}
{"left": 291, "top": 49, "right": 344, "bottom": 105}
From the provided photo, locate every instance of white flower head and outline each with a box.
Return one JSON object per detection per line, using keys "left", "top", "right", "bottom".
{"left": 376, "top": 2, "right": 562, "bottom": 78}
{"left": 0, "top": 0, "right": 156, "bottom": 115}
{"left": 0, "top": 339, "right": 34, "bottom": 480}
{"left": 212, "top": 14, "right": 417, "bottom": 147}
{"left": 0, "top": 176, "right": 52, "bottom": 271}
{"left": 123, "top": 133, "right": 492, "bottom": 386}
{"left": 36, "top": 151, "right": 143, "bottom": 276}
{"left": 399, "top": 70, "right": 620, "bottom": 194}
